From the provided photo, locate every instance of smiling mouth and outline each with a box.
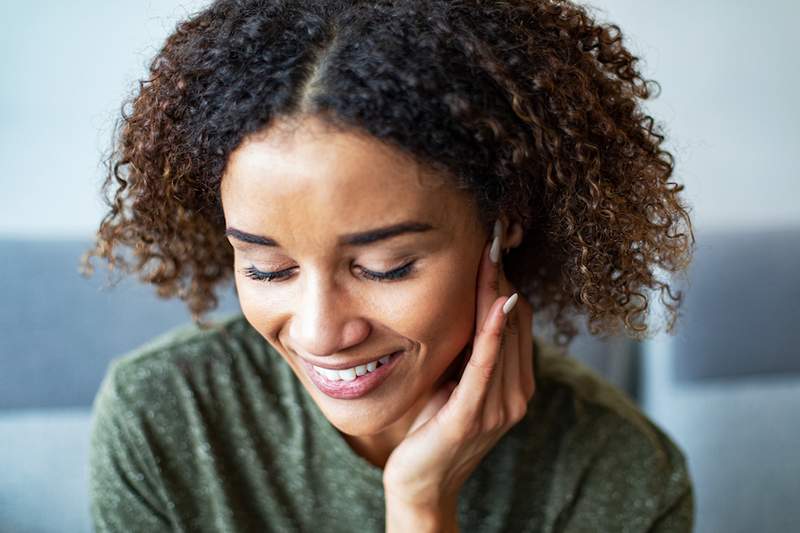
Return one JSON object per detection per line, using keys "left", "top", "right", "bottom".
{"left": 310, "top": 354, "right": 393, "bottom": 381}
{"left": 300, "top": 350, "right": 404, "bottom": 399}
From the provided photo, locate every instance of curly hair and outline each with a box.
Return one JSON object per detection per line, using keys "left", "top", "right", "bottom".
{"left": 80, "top": 0, "right": 694, "bottom": 346}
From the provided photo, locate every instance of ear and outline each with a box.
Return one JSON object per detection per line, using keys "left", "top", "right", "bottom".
{"left": 500, "top": 216, "right": 524, "bottom": 250}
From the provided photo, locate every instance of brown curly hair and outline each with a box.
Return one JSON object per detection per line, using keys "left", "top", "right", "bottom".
{"left": 80, "top": 0, "right": 694, "bottom": 346}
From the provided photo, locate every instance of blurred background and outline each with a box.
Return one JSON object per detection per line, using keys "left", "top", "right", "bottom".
{"left": 1, "top": 1, "right": 798, "bottom": 531}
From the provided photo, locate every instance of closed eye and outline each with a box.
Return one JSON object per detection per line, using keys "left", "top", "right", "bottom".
{"left": 240, "top": 260, "right": 417, "bottom": 283}
{"left": 358, "top": 261, "right": 416, "bottom": 281}
{"left": 241, "top": 265, "right": 296, "bottom": 282}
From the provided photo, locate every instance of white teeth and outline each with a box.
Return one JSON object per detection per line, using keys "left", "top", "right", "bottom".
{"left": 313, "top": 355, "right": 389, "bottom": 381}
{"left": 339, "top": 368, "right": 357, "bottom": 381}
{"left": 321, "top": 368, "right": 340, "bottom": 381}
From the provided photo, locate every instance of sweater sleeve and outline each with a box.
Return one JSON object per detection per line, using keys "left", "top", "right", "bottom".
{"left": 647, "top": 483, "right": 694, "bottom": 533}
{"left": 88, "top": 360, "right": 173, "bottom": 532}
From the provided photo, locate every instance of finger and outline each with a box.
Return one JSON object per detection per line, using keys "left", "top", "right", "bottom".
{"left": 487, "top": 323, "right": 519, "bottom": 429}
{"left": 494, "top": 264, "right": 524, "bottom": 403}
{"left": 500, "top": 288, "right": 522, "bottom": 422}
{"left": 517, "top": 296, "right": 536, "bottom": 399}
{"left": 484, "top": 242, "right": 514, "bottom": 427}
{"left": 483, "top": 325, "right": 507, "bottom": 430}
{"left": 449, "top": 295, "right": 510, "bottom": 423}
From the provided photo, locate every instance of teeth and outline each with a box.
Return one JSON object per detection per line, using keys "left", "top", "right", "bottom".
{"left": 339, "top": 368, "right": 357, "bottom": 381}
{"left": 320, "top": 368, "right": 340, "bottom": 381}
{"left": 313, "top": 354, "right": 390, "bottom": 381}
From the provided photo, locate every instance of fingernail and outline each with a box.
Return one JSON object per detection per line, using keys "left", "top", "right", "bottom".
{"left": 493, "top": 219, "right": 503, "bottom": 241}
{"left": 490, "top": 235, "right": 501, "bottom": 264}
{"left": 502, "top": 292, "right": 519, "bottom": 315}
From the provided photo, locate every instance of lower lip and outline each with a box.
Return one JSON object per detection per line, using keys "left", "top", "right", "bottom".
{"left": 300, "top": 351, "right": 404, "bottom": 400}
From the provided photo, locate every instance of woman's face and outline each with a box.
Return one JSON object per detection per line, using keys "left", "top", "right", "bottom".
{"left": 220, "top": 115, "right": 488, "bottom": 439}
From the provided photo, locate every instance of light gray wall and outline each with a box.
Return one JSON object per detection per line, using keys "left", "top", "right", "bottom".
{"left": 2, "top": 0, "right": 797, "bottom": 238}
{"left": 0, "top": 0, "right": 209, "bottom": 239}
{"left": 587, "top": 0, "right": 799, "bottom": 231}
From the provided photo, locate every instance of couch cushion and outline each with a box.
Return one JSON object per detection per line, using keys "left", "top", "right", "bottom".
{"left": 0, "top": 239, "right": 240, "bottom": 409}
{"left": 0, "top": 408, "right": 93, "bottom": 532}
{"left": 671, "top": 227, "right": 800, "bottom": 381}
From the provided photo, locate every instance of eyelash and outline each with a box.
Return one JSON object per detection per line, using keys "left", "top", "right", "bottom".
{"left": 241, "top": 261, "right": 417, "bottom": 283}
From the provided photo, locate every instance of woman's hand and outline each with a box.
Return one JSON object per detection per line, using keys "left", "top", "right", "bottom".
{"left": 383, "top": 220, "right": 536, "bottom": 532}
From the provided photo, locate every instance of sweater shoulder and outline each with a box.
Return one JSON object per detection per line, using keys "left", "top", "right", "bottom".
{"left": 92, "top": 313, "right": 274, "bottom": 414}
{"left": 534, "top": 337, "right": 646, "bottom": 431}
{"left": 109, "top": 312, "right": 251, "bottom": 369}
{"left": 532, "top": 337, "right": 692, "bottom": 495}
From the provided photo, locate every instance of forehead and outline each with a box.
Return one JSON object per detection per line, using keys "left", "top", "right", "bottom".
{"left": 220, "top": 116, "right": 477, "bottom": 240}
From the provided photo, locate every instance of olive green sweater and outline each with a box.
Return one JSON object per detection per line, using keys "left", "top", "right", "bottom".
{"left": 89, "top": 312, "right": 693, "bottom": 532}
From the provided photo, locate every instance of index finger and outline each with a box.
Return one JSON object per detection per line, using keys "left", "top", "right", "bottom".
{"left": 450, "top": 293, "right": 516, "bottom": 421}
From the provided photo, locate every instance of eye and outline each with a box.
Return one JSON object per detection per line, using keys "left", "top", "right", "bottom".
{"left": 357, "top": 260, "right": 417, "bottom": 282}
{"left": 240, "top": 260, "right": 417, "bottom": 283}
{"left": 241, "top": 266, "right": 296, "bottom": 282}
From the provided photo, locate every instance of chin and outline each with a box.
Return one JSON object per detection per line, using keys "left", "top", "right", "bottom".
{"left": 324, "top": 412, "right": 391, "bottom": 437}
{"left": 306, "top": 384, "right": 413, "bottom": 436}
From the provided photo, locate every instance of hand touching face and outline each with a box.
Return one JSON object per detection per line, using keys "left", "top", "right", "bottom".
{"left": 382, "top": 219, "right": 536, "bottom": 513}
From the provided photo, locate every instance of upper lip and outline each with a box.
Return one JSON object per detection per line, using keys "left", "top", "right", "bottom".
{"left": 301, "top": 350, "right": 400, "bottom": 370}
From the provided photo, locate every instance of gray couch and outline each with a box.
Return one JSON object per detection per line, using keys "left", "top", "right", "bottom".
{"left": 1, "top": 229, "right": 797, "bottom": 532}
{"left": 640, "top": 228, "right": 800, "bottom": 533}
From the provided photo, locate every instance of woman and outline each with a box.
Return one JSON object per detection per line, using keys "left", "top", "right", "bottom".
{"left": 82, "top": 0, "right": 695, "bottom": 531}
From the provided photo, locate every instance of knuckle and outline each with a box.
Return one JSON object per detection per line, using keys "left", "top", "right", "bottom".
{"left": 522, "top": 382, "right": 535, "bottom": 401}
{"left": 488, "top": 324, "right": 505, "bottom": 340}
{"left": 441, "top": 408, "right": 471, "bottom": 440}
{"left": 483, "top": 413, "right": 505, "bottom": 432}
{"left": 465, "top": 427, "right": 482, "bottom": 442}
{"left": 459, "top": 419, "right": 482, "bottom": 441}
{"left": 508, "top": 396, "right": 529, "bottom": 422}
{"left": 467, "top": 358, "right": 496, "bottom": 382}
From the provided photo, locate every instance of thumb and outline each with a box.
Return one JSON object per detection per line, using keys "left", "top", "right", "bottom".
{"left": 407, "top": 381, "right": 458, "bottom": 435}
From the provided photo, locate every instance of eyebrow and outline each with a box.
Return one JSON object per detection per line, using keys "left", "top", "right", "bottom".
{"left": 224, "top": 221, "right": 434, "bottom": 248}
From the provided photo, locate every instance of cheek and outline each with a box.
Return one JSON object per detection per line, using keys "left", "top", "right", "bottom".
{"left": 381, "top": 260, "right": 478, "bottom": 358}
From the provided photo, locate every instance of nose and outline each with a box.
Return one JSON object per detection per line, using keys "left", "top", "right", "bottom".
{"left": 287, "top": 274, "right": 371, "bottom": 357}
